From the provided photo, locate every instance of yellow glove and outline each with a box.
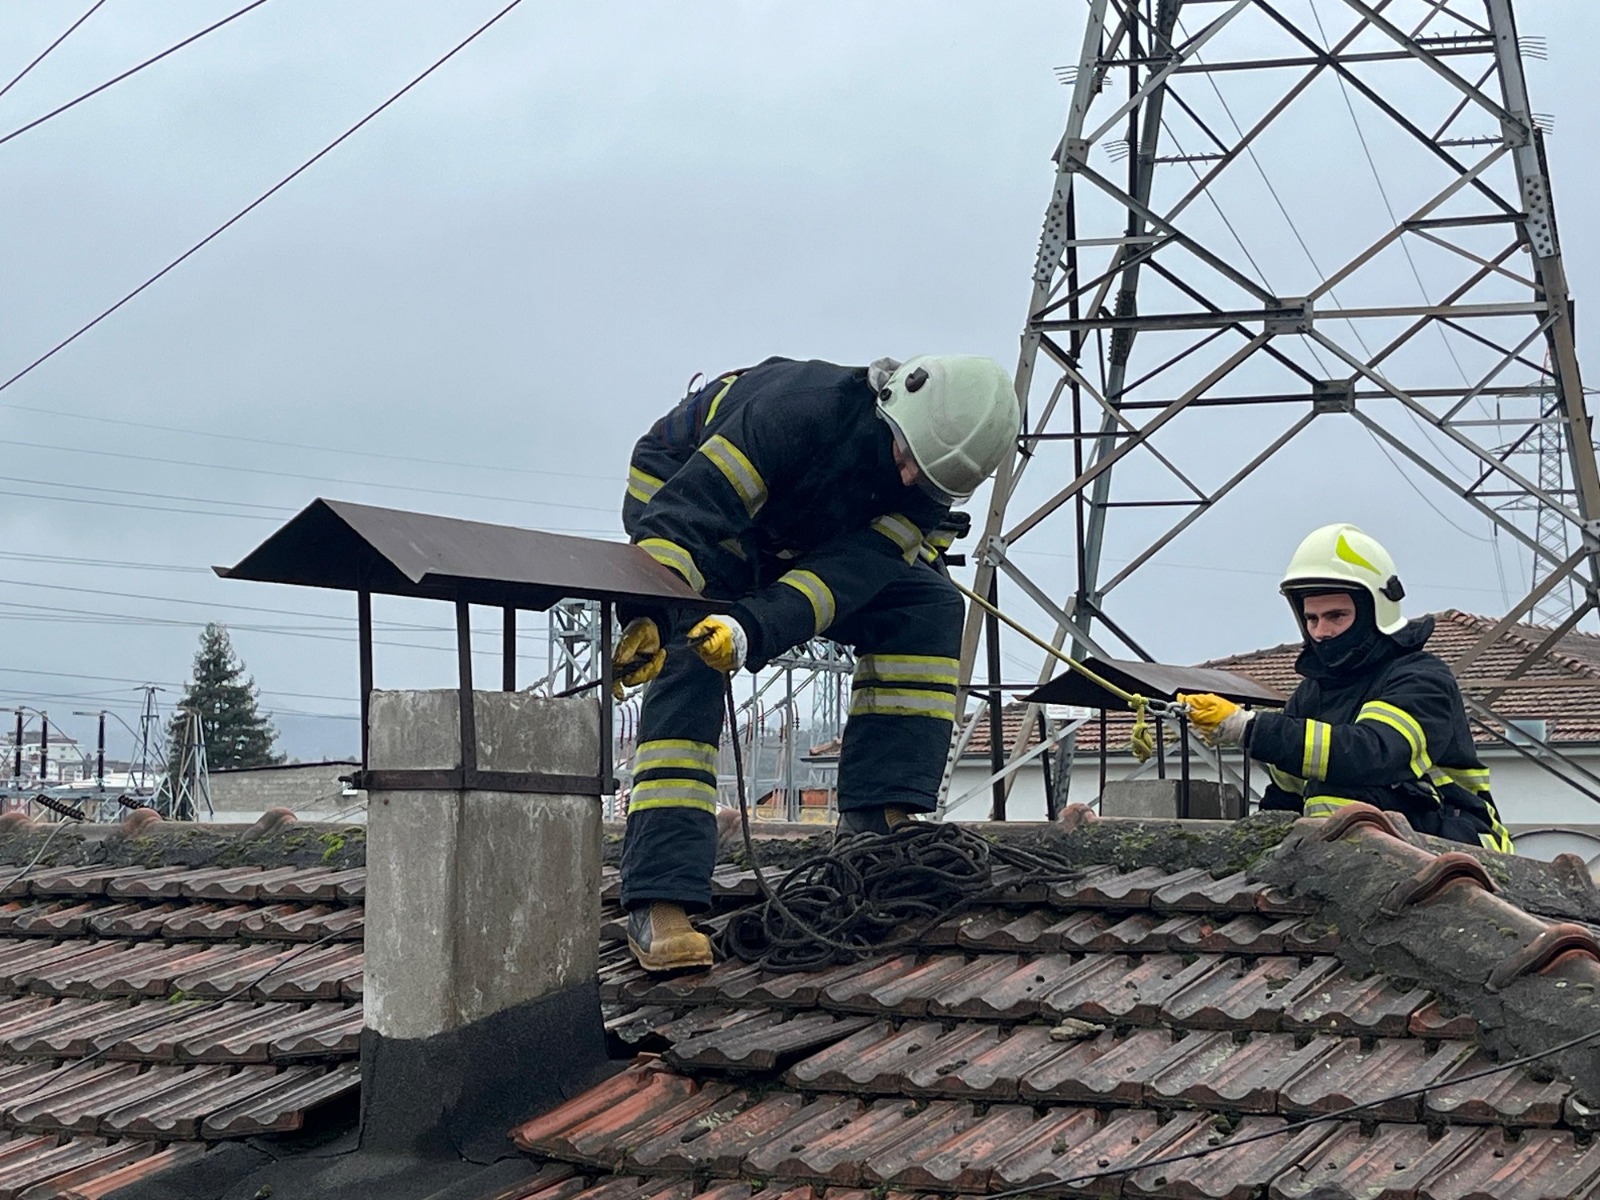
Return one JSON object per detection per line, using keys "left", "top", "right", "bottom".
{"left": 1176, "top": 692, "right": 1252, "bottom": 747}
{"left": 613, "top": 618, "right": 666, "bottom": 698}
{"left": 688, "top": 616, "right": 748, "bottom": 673}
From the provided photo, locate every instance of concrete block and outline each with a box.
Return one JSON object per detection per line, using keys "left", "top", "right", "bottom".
{"left": 364, "top": 689, "right": 601, "bottom": 1042}
{"left": 1099, "top": 778, "right": 1243, "bottom": 821}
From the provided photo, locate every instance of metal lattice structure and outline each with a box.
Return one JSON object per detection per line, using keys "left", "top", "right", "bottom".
{"left": 962, "top": 0, "right": 1600, "bottom": 805}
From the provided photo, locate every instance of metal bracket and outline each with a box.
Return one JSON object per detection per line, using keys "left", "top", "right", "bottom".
{"left": 350, "top": 768, "right": 603, "bottom": 796}
{"left": 1265, "top": 296, "right": 1313, "bottom": 335}
{"left": 1312, "top": 379, "right": 1356, "bottom": 414}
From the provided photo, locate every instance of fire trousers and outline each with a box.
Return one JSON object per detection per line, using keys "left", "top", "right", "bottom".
{"left": 619, "top": 562, "right": 962, "bottom": 912}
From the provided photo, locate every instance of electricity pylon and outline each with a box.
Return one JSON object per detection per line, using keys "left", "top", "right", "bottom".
{"left": 963, "top": 0, "right": 1599, "bottom": 803}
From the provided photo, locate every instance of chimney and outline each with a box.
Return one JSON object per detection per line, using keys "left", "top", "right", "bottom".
{"left": 360, "top": 688, "right": 612, "bottom": 1158}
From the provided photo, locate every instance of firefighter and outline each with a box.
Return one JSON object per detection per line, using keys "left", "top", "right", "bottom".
{"left": 613, "top": 355, "right": 1019, "bottom": 971}
{"left": 1179, "top": 523, "right": 1515, "bottom": 854}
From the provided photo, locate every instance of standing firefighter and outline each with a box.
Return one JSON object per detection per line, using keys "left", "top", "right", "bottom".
{"left": 613, "top": 355, "right": 1019, "bottom": 971}
{"left": 1179, "top": 524, "right": 1514, "bottom": 853}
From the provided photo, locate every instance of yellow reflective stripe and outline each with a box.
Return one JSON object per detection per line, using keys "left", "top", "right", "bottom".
{"left": 927, "top": 528, "right": 957, "bottom": 550}
{"left": 1357, "top": 701, "right": 1431, "bottom": 778}
{"left": 1444, "top": 764, "right": 1492, "bottom": 794}
{"left": 630, "top": 777, "right": 718, "bottom": 814}
{"left": 638, "top": 538, "right": 705, "bottom": 592}
{"left": 627, "top": 466, "right": 664, "bottom": 505}
{"left": 871, "top": 513, "right": 922, "bottom": 562}
{"left": 778, "top": 569, "right": 836, "bottom": 634}
{"left": 705, "top": 374, "right": 738, "bottom": 425}
{"left": 849, "top": 687, "right": 959, "bottom": 721}
{"left": 1267, "top": 765, "right": 1306, "bottom": 797}
{"left": 634, "top": 739, "right": 718, "bottom": 775}
{"left": 1303, "top": 795, "right": 1360, "bottom": 819}
{"left": 699, "top": 434, "right": 768, "bottom": 518}
{"left": 855, "top": 654, "right": 959, "bottom": 686}
{"left": 1301, "top": 720, "right": 1332, "bottom": 781}
{"left": 918, "top": 543, "right": 940, "bottom": 563}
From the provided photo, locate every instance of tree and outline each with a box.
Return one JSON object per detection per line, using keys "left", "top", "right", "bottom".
{"left": 170, "top": 623, "right": 282, "bottom": 770}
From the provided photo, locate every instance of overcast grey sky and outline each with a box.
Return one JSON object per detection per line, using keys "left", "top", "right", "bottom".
{"left": 0, "top": 1, "right": 1595, "bottom": 761}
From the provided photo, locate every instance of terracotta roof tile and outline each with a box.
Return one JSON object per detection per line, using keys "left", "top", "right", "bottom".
{"left": 0, "top": 835, "right": 364, "bottom": 1199}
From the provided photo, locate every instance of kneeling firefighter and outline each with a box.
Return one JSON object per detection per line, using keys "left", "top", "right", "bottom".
{"left": 612, "top": 355, "right": 1020, "bottom": 971}
{"left": 1179, "top": 524, "right": 1514, "bottom": 853}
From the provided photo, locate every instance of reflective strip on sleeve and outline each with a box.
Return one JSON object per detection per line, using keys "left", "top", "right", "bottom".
{"left": 633, "top": 739, "right": 718, "bottom": 777}
{"left": 778, "top": 569, "right": 836, "bottom": 634}
{"left": 1357, "top": 700, "right": 1431, "bottom": 777}
{"left": 1302, "top": 794, "right": 1360, "bottom": 819}
{"left": 705, "top": 374, "right": 739, "bottom": 426}
{"left": 1441, "top": 764, "right": 1492, "bottom": 794}
{"left": 626, "top": 466, "right": 665, "bottom": 505}
{"left": 870, "top": 513, "right": 922, "bottom": 562}
{"left": 1480, "top": 801, "right": 1516, "bottom": 855}
{"left": 1300, "top": 719, "right": 1332, "bottom": 781}
{"left": 698, "top": 435, "right": 768, "bottom": 518}
{"left": 849, "top": 687, "right": 959, "bottom": 722}
{"left": 637, "top": 538, "right": 705, "bottom": 592}
{"left": 1267, "top": 764, "right": 1306, "bottom": 797}
{"left": 855, "top": 654, "right": 960, "bottom": 687}
{"left": 629, "top": 777, "right": 718, "bottom": 814}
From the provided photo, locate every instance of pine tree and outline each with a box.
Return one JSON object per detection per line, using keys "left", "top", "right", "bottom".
{"left": 170, "top": 623, "right": 282, "bottom": 770}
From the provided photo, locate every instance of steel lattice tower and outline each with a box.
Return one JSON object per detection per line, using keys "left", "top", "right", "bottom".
{"left": 962, "top": 0, "right": 1600, "bottom": 804}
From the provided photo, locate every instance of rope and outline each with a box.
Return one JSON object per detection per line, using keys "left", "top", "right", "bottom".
{"left": 952, "top": 580, "right": 1165, "bottom": 763}
{"left": 715, "top": 679, "right": 1081, "bottom": 973}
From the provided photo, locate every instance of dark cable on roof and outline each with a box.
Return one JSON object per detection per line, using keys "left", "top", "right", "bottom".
{"left": 982, "top": 1011, "right": 1600, "bottom": 1195}
{"left": 0, "top": 0, "right": 528, "bottom": 398}
{"left": 0, "top": 0, "right": 270, "bottom": 149}
{"left": 0, "top": 0, "right": 109, "bottom": 102}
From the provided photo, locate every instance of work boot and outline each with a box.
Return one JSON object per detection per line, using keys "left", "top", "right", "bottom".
{"left": 835, "top": 806, "right": 922, "bottom": 838}
{"left": 627, "top": 902, "right": 714, "bottom": 972}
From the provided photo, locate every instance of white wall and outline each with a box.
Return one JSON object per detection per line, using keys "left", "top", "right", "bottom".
{"left": 941, "top": 744, "right": 1600, "bottom": 834}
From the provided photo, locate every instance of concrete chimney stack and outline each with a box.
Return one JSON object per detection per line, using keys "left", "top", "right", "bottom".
{"left": 360, "top": 689, "right": 611, "bottom": 1157}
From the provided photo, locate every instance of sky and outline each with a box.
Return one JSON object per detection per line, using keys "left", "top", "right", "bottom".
{"left": 0, "top": 0, "right": 1595, "bottom": 764}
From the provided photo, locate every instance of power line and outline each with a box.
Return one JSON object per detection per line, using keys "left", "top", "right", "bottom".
{"left": 0, "top": 0, "right": 270, "bottom": 149}
{"left": 0, "top": 0, "right": 529, "bottom": 397}
{"left": 0, "top": 551, "right": 210, "bottom": 574}
{"left": 0, "top": 398, "right": 621, "bottom": 485}
{"left": 0, "top": 0, "right": 108, "bottom": 102}
{"left": 4, "top": 436, "right": 621, "bottom": 515}
{"left": 5, "top": 474, "right": 294, "bottom": 515}
{"left": 0, "top": 665, "right": 357, "bottom": 706}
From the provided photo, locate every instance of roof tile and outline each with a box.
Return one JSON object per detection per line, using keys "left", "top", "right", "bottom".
{"left": 1041, "top": 952, "right": 1223, "bottom": 1025}
{"left": 1279, "top": 1037, "right": 1474, "bottom": 1121}
{"left": 1160, "top": 954, "right": 1342, "bottom": 1030}
{"left": 198, "top": 1062, "right": 361, "bottom": 1138}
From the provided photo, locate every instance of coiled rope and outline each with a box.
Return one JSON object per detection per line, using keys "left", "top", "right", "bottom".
{"left": 715, "top": 681, "right": 1081, "bottom": 973}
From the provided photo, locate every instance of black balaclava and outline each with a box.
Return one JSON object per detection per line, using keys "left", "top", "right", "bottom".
{"left": 1297, "top": 588, "right": 1382, "bottom": 675}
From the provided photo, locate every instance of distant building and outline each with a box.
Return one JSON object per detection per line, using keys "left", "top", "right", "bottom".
{"left": 0, "top": 730, "right": 91, "bottom": 787}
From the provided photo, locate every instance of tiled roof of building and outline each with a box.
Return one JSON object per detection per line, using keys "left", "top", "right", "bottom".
{"left": 508, "top": 807, "right": 1600, "bottom": 1200}
{"left": 0, "top": 808, "right": 364, "bottom": 1197}
{"left": 961, "top": 609, "right": 1600, "bottom": 759}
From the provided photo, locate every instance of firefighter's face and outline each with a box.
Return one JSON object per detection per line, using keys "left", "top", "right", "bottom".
{"left": 1301, "top": 593, "right": 1357, "bottom": 641}
{"left": 891, "top": 435, "right": 922, "bottom": 488}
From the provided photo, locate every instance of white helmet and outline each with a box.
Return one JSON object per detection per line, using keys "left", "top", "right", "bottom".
{"left": 1281, "top": 523, "right": 1407, "bottom": 635}
{"left": 875, "top": 355, "right": 1020, "bottom": 501}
